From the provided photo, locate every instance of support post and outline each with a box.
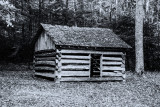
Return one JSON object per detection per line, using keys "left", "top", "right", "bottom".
{"left": 55, "top": 49, "right": 62, "bottom": 83}
{"left": 89, "top": 54, "right": 91, "bottom": 78}
{"left": 33, "top": 55, "right": 36, "bottom": 72}
{"left": 100, "top": 54, "right": 103, "bottom": 77}
{"left": 121, "top": 52, "right": 126, "bottom": 81}
{"left": 121, "top": 52, "right": 126, "bottom": 73}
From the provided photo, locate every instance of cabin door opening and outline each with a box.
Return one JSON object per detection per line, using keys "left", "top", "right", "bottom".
{"left": 90, "top": 54, "right": 101, "bottom": 77}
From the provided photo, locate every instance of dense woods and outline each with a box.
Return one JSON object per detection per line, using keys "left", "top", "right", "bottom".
{"left": 0, "top": 0, "right": 160, "bottom": 71}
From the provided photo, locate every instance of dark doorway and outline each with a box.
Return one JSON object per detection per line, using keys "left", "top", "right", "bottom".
{"left": 90, "top": 54, "right": 101, "bottom": 77}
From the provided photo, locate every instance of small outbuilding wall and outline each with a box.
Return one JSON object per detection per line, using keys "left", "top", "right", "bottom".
{"left": 34, "top": 48, "right": 126, "bottom": 82}
{"left": 34, "top": 49, "right": 56, "bottom": 78}
{"left": 35, "top": 31, "right": 55, "bottom": 51}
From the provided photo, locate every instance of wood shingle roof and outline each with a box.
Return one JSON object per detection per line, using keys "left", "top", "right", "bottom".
{"left": 40, "top": 23, "right": 131, "bottom": 48}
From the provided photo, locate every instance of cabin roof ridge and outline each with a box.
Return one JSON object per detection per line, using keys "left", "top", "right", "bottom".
{"left": 39, "top": 23, "right": 131, "bottom": 48}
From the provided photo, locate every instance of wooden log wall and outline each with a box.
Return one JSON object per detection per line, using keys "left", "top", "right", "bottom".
{"left": 101, "top": 52, "right": 126, "bottom": 80}
{"left": 34, "top": 49, "right": 56, "bottom": 78}
{"left": 58, "top": 49, "right": 126, "bottom": 82}
{"left": 34, "top": 49, "right": 126, "bottom": 82}
{"left": 59, "top": 49, "right": 91, "bottom": 81}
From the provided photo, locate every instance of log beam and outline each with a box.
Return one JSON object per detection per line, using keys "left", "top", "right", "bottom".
{"left": 60, "top": 49, "right": 124, "bottom": 55}
{"left": 35, "top": 61, "right": 56, "bottom": 66}
{"left": 35, "top": 66, "right": 55, "bottom": 71}
{"left": 35, "top": 49, "right": 56, "bottom": 54}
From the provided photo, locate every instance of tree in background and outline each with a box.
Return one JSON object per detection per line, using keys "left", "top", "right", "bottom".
{"left": 0, "top": 0, "right": 18, "bottom": 27}
{"left": 0, "top": 0, "right": 160, "bottom": 71}
{"left": 135, "top": 0, "right": 145, "bottom": 75}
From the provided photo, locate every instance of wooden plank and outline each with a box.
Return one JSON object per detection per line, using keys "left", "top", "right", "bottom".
{"left": 35, "top": 72, "right": 55, "bottom": 78}
{"left": 114, "top": 71, "right": 123, "bottom": 73}
{"left": 61, "top": 59, "right": 90, "bottom": 64}
{"left": 35, "top": 52, "right": 56, "bottom": 57}
{"left": 102, "top": 67, "right": 125, "bottom": 71}
{"left": 35, "top": 70, "right": 54, "bottom": 73}
{"left": 35, "top": 49, "right": 55, "bottom": 54}
{"left": 62, "top": 65, "right": 89, "bottom": 70}
{"left": 35, "top": 61, "right": 56, "bottom": 66}
{"left": 35, "top": 57, "right": 56, "bottom": 61}
{"left": 60, "top": 77, "right": 123, "bottom": 82}
{"left": 60, "top": 49, "right": 123, "bottom": 55}
{"left": 61, "top": 55, "right": 90, "bottom": 59}
{"left": 61, "top": 71, "right": 89, "bottom": 77}
{"left": 102, "top": 72, "right": 123, "bottom": 77}
{"left": 102, "top": 61, "right": 122, "bottom": 65}
{"left": 35, "top": 67, "right": 55, "bottom": 71}
{"left": 102, "top": 57, "right": 122, "bottom": 61}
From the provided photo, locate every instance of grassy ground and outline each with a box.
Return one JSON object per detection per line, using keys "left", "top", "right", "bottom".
{"left": 0, "top": 63, "right": 33, "bottom": 71}
{"left": 0, "top": 71, "right": 160, "bottom": 107}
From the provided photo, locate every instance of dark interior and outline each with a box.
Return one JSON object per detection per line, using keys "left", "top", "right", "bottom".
{"left": 90, "top": 54, "right": 101, "bottom": 77}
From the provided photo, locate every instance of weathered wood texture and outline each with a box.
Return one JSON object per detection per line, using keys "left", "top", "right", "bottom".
{"left": 34, "top": 49, "right": 56, "bottom": 79}
{"left": 35, "top": 31, "right": 55, "bottom": 51}
{"left": 35, "top": 67, "right": 55, "bottom": 71}
{"left": 61, "top": 71, "right": 89, "bottom": 77}
{"left": 35, "top": 61, "right": 56, "bottom": 66}
{"left": 60, "top": 77, "right": 123, "bottom": 82}
{"left": 57, "top": 49, "right": 126, "bottom": 82}
{"left": 60, "top": 49, "right": 124, "bottom": 55}
{"left": 61, "top": 59, "right": 90, "bottom": 64}
{"left": 35, "top": 57, "right": 56, "bottom": 61}
{"left": 55, "top": 49, "right": 62, "bottom": 83}
{"left": 35, "top": 72, "right": 55, "bottom": 78}
{"left": 35, "top": 49, "right": 56, "bottom": 54}
{"left": 60, "top": 53, "right": 90, "bottom": 79}
{"left": 35, "top": 52, "right": 56, "bottom": 57}
{"left": 34, "top": 48, "right": 126, "bottom": 82}
{"left": 101, "top": 53, "right": 126, "bottom": 79}
{"left": 100, "top": 54, "right": 103, "bottom": 77}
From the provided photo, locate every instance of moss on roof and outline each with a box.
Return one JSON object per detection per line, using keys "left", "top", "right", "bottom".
{"left": 40, "top": 23, "right": 131, "bottom": 48}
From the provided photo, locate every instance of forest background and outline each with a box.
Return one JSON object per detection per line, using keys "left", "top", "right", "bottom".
{"left": 0, "top": 0, "right": 160, "bottom": 71}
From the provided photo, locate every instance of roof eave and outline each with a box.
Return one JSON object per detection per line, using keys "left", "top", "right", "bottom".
{"left": 56, "top": 44, "right": 131, "bottom": 51}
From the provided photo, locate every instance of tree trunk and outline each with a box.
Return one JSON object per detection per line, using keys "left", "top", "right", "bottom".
{"left": 21, "top": 0, "right": 25, "bottom": 45}
{"left": 74, "top": 0, "right": 77, "bottom": 27}
{"left": 109, "top": 4, "right": 112, "bottom": 22}
{"left": 79, "top": 0, "right": 84, "bottom": 26}
{"left": 39, "top": 0, "right": 42, "bottom": 24}
{"left": 116, "top": 0, "right": 120, "bottom": 21}
{"left": 135, "top": 0, "right": 144, "bottom": 75}
{"left": 66, "top": 0, "right": 69, "bottom": 9}
{"left": 28, "top": 1, "right": 32, "bottom": 39}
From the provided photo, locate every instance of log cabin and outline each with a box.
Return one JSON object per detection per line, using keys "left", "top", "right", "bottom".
{"left": 33, "top": 23, "right": 131, "bottom": 83}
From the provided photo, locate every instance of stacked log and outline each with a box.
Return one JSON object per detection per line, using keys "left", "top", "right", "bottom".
{"left": 34, "top": 49, "right": 126, "bottom": 82}
{"left": 34, "top": 49, "right": 56, "bottom": 78}
{"left": 101, "top": 52, "right": 126, "bottom": 81}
